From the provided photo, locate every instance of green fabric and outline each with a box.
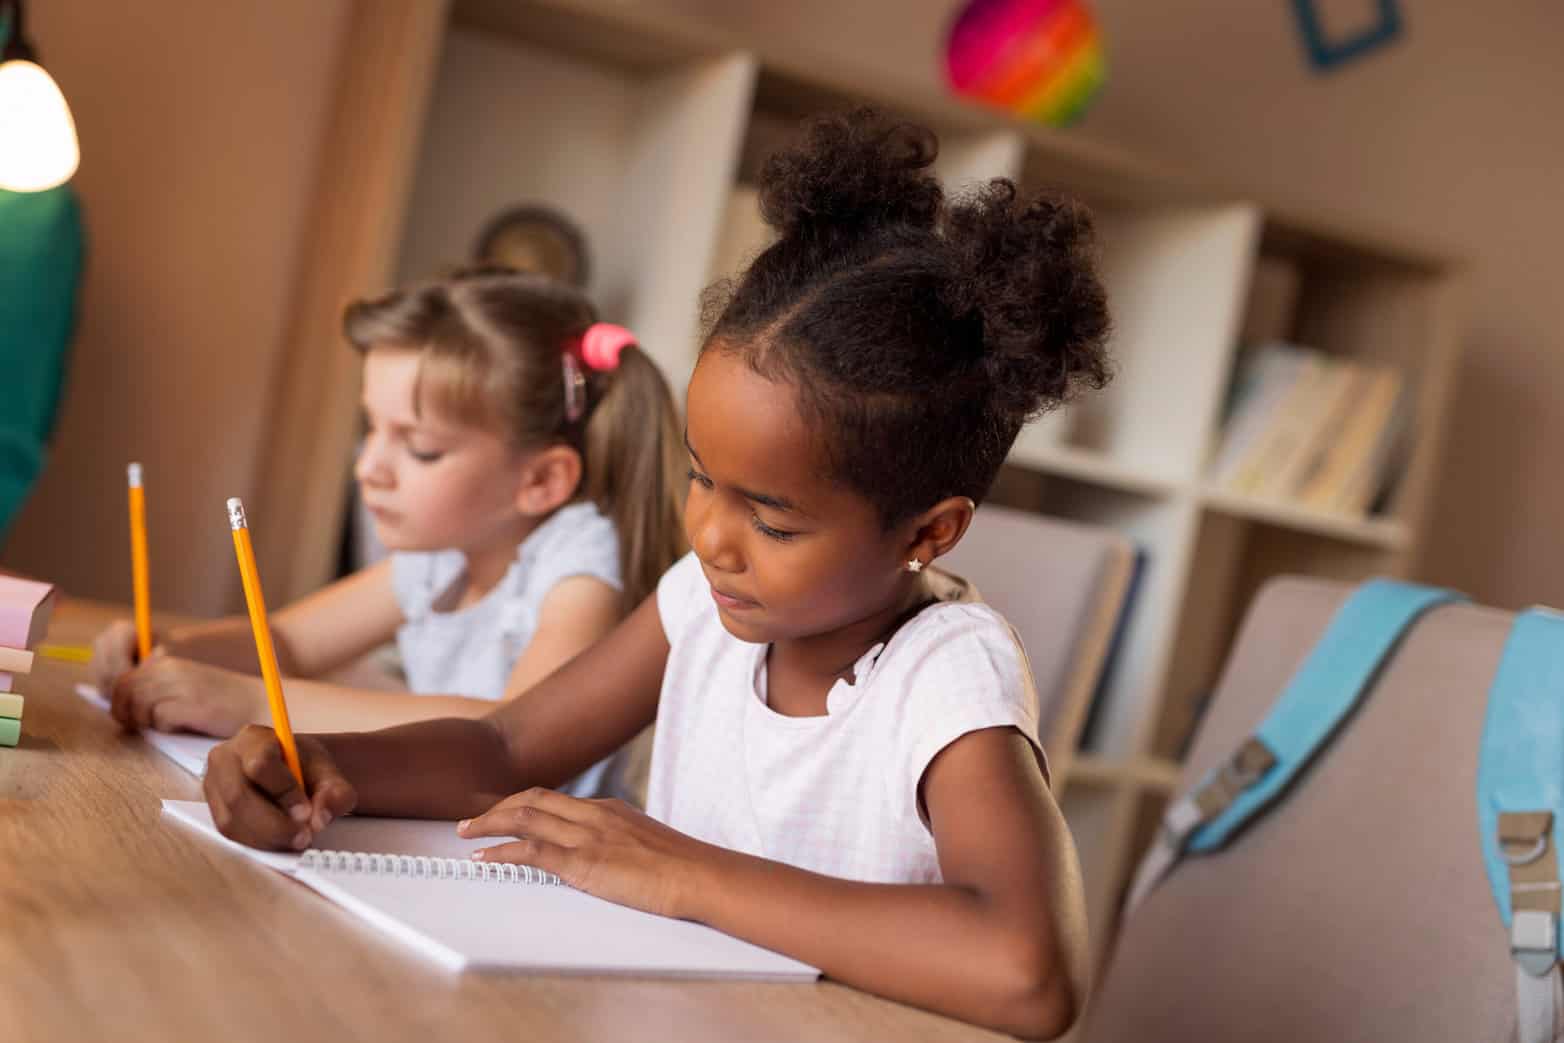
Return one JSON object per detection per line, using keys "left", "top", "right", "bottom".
{"left": 0, "top": 184, "right": 84, "bottom": 543}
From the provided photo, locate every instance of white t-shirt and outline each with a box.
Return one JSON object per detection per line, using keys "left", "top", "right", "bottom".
{"left": 391, "top": 500, "right": 621, "bottom": 796}
{"left": 645, "top": 551, "right": 1046, "bottom": 884}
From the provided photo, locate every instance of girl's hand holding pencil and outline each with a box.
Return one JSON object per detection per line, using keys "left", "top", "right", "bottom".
{"left": 226, "top": 497, "right": 307, "bottom": 791}
{"left": 108, "top": 655, "right": 266, "bottom": 737}
{"left": 204, "top": 726, "right": 358, "bottom": 849}
{"left": 88, "top": 618, "right": 160, "bottom": 692}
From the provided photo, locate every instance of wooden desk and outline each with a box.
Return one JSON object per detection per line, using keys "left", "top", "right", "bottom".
{"left": 0, "top": 599, "right": 1003, "bottom": 1043}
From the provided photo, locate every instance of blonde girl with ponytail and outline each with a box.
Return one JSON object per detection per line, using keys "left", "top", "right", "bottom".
{"left": 92, "top": 268, "right": 684, "bottom": 797}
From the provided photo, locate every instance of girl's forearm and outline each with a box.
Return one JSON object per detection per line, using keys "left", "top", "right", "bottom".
{"left": 318, "top": 717, "right": 526, "bottom": 820}
{"left": 303, "top": 597, "right": 670, "bottom": 827}
{"left": 274, "top": 684, "right": 527, "bottom": 819}
{"left": 167, "top": 618, "right": 302, "bottom": 675}
{"left": 680, "top": 848, "right": 1084, "bottom": 1040}
{"left": 267, "top": 678, "right": 499, "bottom": 734}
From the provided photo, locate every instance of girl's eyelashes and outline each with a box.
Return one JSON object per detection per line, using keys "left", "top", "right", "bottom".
{"left": 688, "top": 467, "right": 798, "bottom": 542}
{"left": 407, "top": 446, "right": 445, "bottom": 463}
{"left": 750, "top": 515, "right": 797, "bottom": 543}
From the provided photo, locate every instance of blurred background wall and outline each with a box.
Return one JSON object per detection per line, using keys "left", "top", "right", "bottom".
{"left": 4, "top": 0, "right": 1561, "bottom": 612}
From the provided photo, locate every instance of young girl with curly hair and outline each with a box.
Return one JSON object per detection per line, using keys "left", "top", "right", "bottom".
{"left": 199, "top": 110, "right": 1112, "bottom": 1036}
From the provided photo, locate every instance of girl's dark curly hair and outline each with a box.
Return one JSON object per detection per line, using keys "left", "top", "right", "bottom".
{"left": 702, "top": 108, "right": 1112, "bottom": 527}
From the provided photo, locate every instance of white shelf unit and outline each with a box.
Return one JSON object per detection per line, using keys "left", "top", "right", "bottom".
{"left": 393, "top": 18, "right": 757, "bottom": 400}
{"left": 333, "top": 0, "right": 1465, "bottom": 978}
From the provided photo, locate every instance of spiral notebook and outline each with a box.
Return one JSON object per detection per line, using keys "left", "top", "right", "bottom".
{"left": 161, "top": 800, "right": 818, "bottom": 981}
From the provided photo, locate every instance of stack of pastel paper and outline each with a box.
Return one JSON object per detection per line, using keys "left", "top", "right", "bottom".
{"left": 0, "top": 576, "right": 57, "bottom": 747}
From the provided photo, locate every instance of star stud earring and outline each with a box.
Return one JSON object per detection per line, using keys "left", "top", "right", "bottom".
{"left": 905, "top": 559, "right": 924, "bottom": 574}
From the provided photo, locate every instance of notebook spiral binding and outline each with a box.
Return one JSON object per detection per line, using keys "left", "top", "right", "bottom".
{"left": 298, "top": 850, "right": 563, "bottom": 885}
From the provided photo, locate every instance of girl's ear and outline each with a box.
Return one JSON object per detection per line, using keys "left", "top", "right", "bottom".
{"left": 513, "top": 445, "right": 583, "bottom": 516}
{"left": 904, "top": 496, "right": 976, "bottom": 569}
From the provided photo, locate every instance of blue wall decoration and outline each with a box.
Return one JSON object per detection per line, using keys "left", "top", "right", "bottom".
{"left": 1290, "top": 0, "right": 1403, "bottom": 72}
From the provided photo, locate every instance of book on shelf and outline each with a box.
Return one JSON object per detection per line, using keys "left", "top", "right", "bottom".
{"left": 1295, "top": 366, "right": 1404, "bottom": 512}
{"left": 1076, "top": 544, "right": 1147, "bottom": 753}
{"left": 1249, "top": 359, "right": 1359, "bottom": 500}
{"left": 1207, "top": 343, "right": 1309, "bottom": 488}
{"left": 1227, "top": 351, "right": 1326, "bottom": 495}
{"left": 1344, "top": 383, "right": 1416, "bottom": 516}
{"left": 1207, "top": 343, "right": 1408, "bottom": 518}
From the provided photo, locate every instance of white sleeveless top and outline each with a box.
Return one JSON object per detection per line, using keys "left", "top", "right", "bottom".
{"left": 390, "top": 501, "right": 621, "bottom": 795}
{"left": 645, "top": 551, "right": 1046, "bottom": 884}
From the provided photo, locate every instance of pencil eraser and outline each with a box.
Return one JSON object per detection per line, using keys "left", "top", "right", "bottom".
{"left": 0, "top": 646, "right": 34, "bottom": 675}
{"left": 0, "top": 716, "right": 19, "bottom": 747}
{"left": 0, "top": 693, "right": 21, "bottom": 720}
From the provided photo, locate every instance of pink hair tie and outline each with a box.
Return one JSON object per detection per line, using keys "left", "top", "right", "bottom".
{"left": 563, "top": 323, "right": 637, "bottom": 423}
{"left": 579, "top": 322, "right": 636, "bottom": 372}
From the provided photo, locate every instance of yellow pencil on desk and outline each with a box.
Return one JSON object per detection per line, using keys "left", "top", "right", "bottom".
{"left": 37, "top": 643, "right": 92, "bottom": 663}
{"left": 227, "top": 497, "right": 306, "bottom": 791}
{"left": 128, "top": 462, "right": 152, "bottom": 661}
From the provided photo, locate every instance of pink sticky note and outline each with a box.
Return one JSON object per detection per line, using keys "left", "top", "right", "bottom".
{"left": 0, "top": 576, "right": 56, "bottom": 650}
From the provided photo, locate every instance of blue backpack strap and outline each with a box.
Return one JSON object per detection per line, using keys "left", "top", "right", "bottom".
{"left": 1127, "top": 579, "right": 1462, "bottom": 913}
{"left": 1478, "top": 607, "right": 1564, "bottom": 1043}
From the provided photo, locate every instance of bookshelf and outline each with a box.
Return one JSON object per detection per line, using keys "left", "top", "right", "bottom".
{"left": 299, "top": 0, "right": 1465, "bottom": 982}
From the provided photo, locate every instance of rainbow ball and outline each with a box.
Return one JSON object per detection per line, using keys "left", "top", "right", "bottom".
{"left": 944, "top": 0, "right": 1106, "bottom": 127}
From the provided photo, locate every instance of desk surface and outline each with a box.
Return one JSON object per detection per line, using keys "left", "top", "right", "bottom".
{"left": 0, "top": 599, "right": 1002, "bottom": 1043}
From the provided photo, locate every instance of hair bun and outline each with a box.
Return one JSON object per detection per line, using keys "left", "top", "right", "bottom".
{"left": 942, "top": 180, "right": 1111, "bottom": 420}
{"left": 758, "top": 108, "right": 944, "bottom": 245}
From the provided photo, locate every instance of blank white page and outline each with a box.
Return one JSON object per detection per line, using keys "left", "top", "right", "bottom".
{"left": 295, "top": 867, "right": 820, "bottom": 981}
{"left": 164, "top": 800, "right": 818, "bottom": 981}
{"left": 78, "top": 684, "right": 218, "bottom": 776}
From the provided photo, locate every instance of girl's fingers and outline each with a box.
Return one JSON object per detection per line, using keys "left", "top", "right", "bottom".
{"left": 474, "top": 786, "right": 556, "bottom": 817}
{"left": 91, "top": 621, "right": 135, "bottom": 689}
{"left": 490, "top": 786, "right": 590, "bottom": 821}
{"left": 108, "top": 669, "right": 143, "bottom": 729}
{"left": 506, "top": 805, "right": 595, "bottom": 847}
{"left": 130, "top": 684, "right": 171, "bottom": 732}
{"left": 233, "top": 728, "right": 313, "bottom": 825}
{"left": 305, "top": 772, "right": 357, "bottom": 834}
{"left": 241, "top": 777, "right": 311, "bottom": 849}
{"left": 149, "top": 696, "right": 202, "bottom": 735}
{"left": 118, "top": 658, "right": 178, "bottom": 731}
{"left": 459, "top": 794, "right": 594, "bottom": 844}
{"left": 203, "top": 743, "right": 310, "bottom": 850}
{"left": 471, "top": 837, "right": 576, "bottom": 878}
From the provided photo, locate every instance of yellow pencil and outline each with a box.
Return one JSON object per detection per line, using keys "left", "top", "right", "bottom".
{"left": 128, "top": 462, "right": 152, "bottom": 662}
{"left": 38, "top": 643, "right": 93, "bottom": 664}
{"left": 227, "top": 497, "right": 305, "bottom": 791}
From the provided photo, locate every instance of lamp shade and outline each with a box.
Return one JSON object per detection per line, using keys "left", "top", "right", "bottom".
{"left": 0, "top": 59, "right": 78, "bottom": 192}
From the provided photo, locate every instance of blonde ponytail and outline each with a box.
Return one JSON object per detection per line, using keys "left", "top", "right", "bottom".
{"left": 581, "top": 347, "right": 687, "bottom": 608}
